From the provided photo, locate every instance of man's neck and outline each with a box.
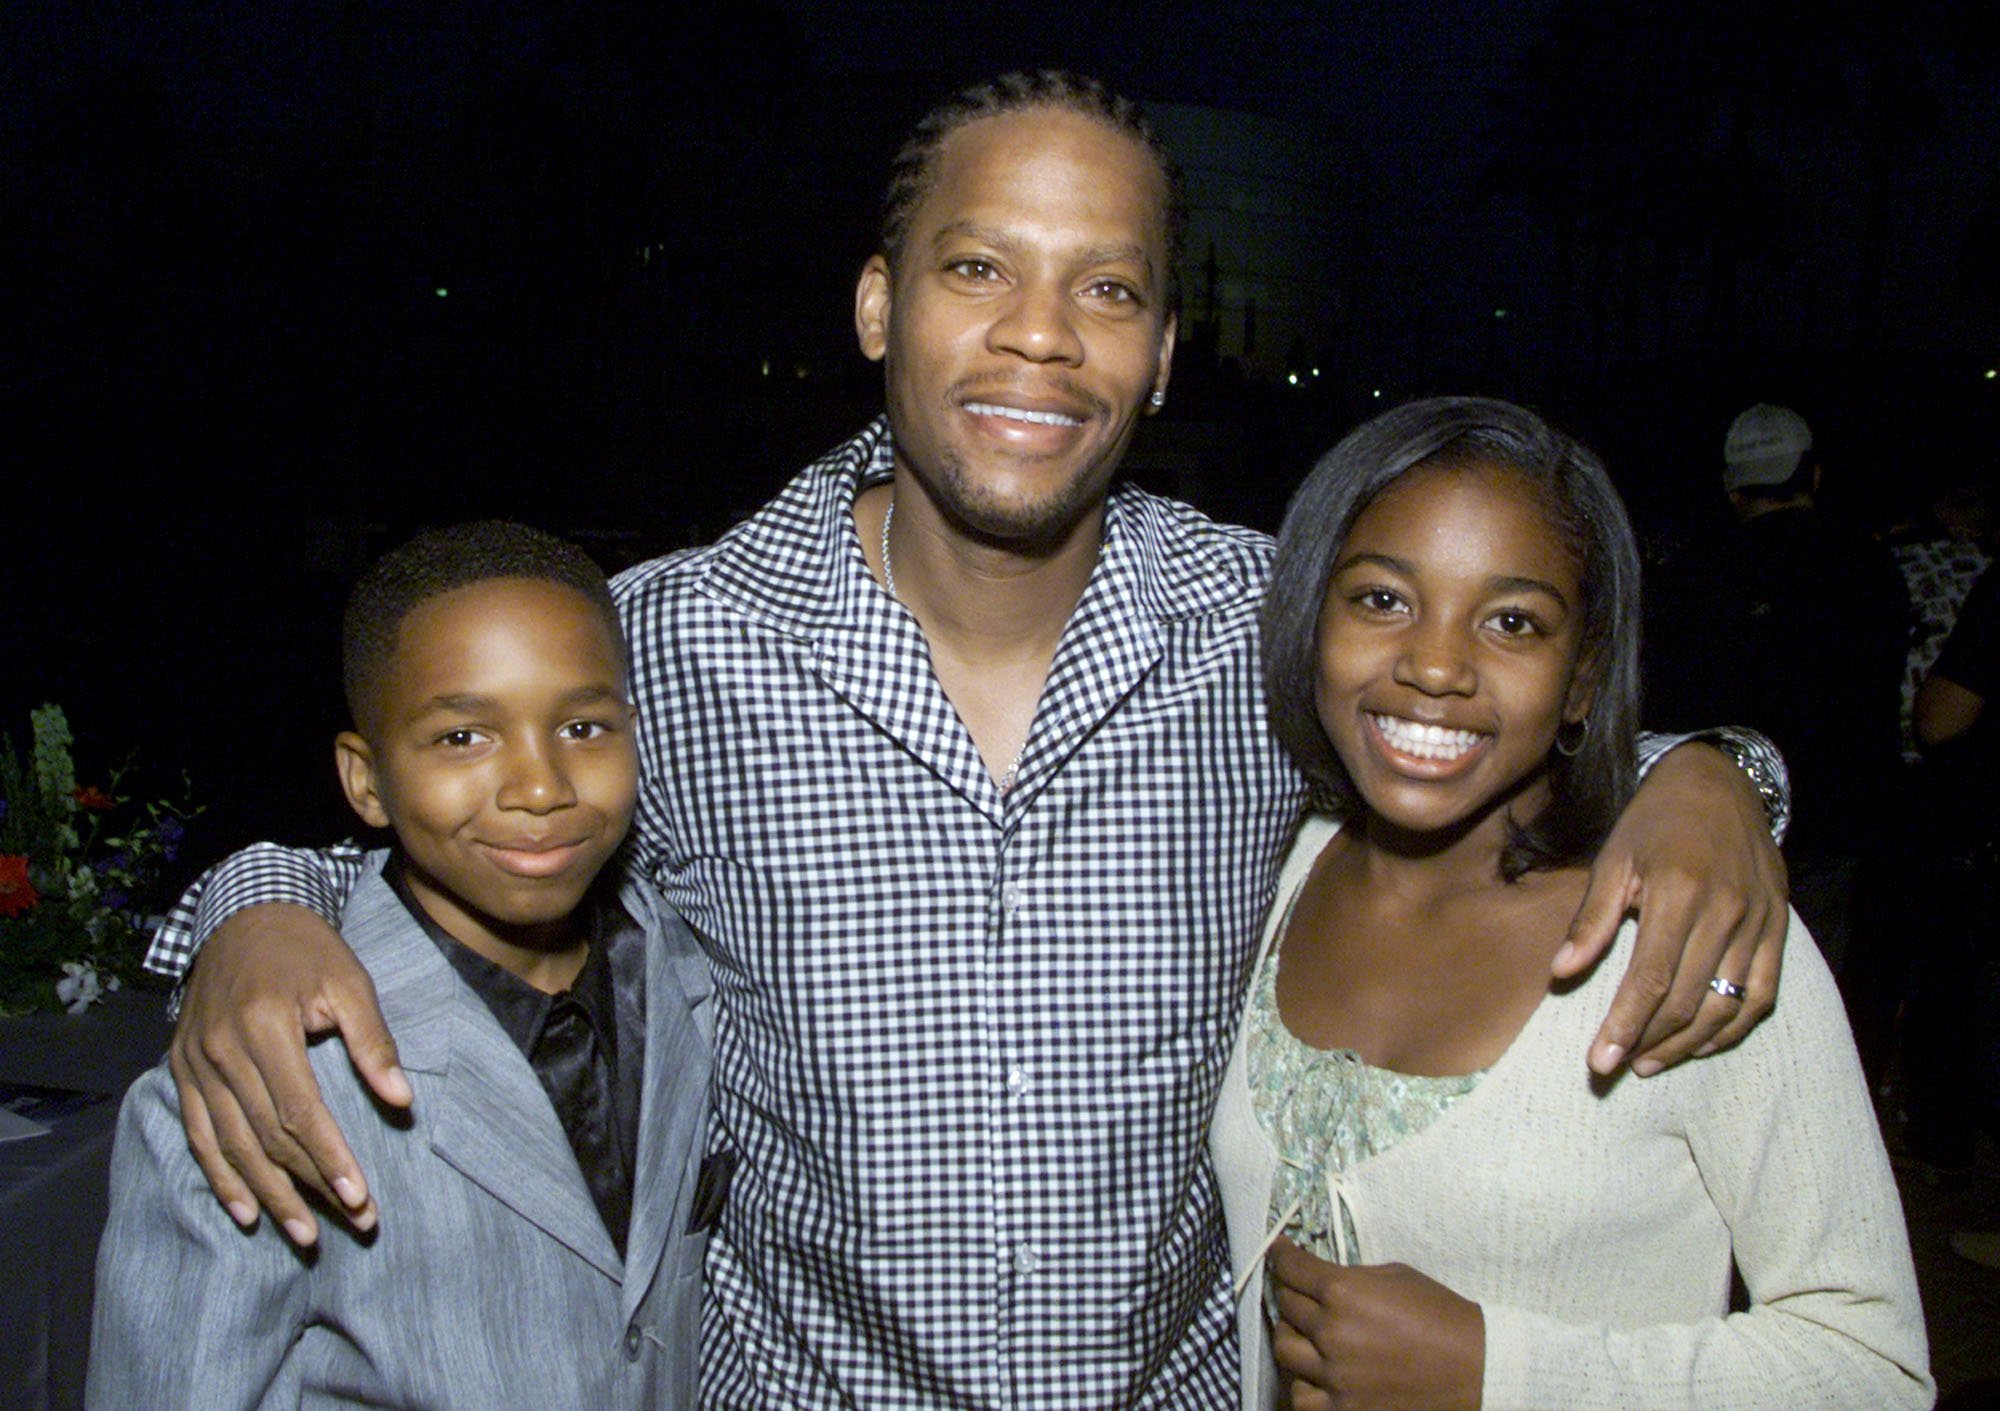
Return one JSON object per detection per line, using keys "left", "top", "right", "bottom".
{"left": 860, "top": 478, "right": 1102, "bottom": 659}
{"left": 858, "top": 477, "right": 1105, "bottom": 786}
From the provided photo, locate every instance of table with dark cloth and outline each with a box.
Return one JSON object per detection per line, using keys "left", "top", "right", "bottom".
{"left": 0, "top": 987, "right": 173, "bottom": 1411}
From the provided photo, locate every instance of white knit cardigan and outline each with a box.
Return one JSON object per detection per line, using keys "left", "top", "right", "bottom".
{"left": 1211, "top": 816, "right": 1933, "bottom": 1411}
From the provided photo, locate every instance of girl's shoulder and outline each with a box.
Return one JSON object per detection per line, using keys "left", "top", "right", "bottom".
{"left": 1282, "top": 814, "right": 1345, "bottom": 875}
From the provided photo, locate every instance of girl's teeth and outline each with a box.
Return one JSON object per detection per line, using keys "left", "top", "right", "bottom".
{"left": 1370, "top": 714, "right": 1484, "bottom": 760}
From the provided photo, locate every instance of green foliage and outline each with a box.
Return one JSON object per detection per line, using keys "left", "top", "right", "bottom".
{"left": 0, "top": 705, "right": 202, "bottom": 1014}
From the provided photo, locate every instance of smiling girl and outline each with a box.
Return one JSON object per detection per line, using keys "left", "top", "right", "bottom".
{"left": 1212, "top": 398, "right": 1931, "bottom": 1411}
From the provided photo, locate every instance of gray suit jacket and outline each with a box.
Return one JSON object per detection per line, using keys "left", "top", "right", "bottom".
{"left": 88, "top": 856, "right": 715, "bottom": 1409}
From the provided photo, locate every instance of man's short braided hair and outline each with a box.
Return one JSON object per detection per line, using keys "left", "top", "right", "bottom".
{"left": 879, "top": 70, "right": 1187, "bottom": 313}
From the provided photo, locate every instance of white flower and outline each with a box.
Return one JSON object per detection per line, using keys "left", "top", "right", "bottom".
{"left": 55, "top": 960, "right": 117, "bottom": 1014}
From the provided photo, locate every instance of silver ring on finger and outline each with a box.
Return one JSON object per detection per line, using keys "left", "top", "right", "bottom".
{"left": 1708, "top": 976, "right": 1747, "bottom": 1003}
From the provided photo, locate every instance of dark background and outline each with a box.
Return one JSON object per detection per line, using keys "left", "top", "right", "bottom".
{"left": 4, "top": 0, "right": 1998, "bottom": 866}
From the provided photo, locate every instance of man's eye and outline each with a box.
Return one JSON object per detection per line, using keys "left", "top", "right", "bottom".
{"left": 945, "top": 258, "right": 999, "bottom": 280}
{"left": 562, "top": 719, "right": 613, "bottom": 740}
{"left": 437, "top": 728, "right": 481, "bottom": 748}
{"left": 1084, "top": 279, "right": 1138, "bottom": 304}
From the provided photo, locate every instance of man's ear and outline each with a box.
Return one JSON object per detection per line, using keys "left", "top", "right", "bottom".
{"left": 855, "top": 254, "right": 892, "bottom": 363}
{"left": 335, "top": 732, "right": 392, "bottom": 830}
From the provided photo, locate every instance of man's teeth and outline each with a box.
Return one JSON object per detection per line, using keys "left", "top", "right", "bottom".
{"left": 965, "top": 402, "right": 1084, "bottom": 427}
{"left": 1370, "top": 714, "right": 1485, "bottom": 760}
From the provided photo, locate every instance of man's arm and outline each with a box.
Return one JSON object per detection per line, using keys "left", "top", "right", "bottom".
{"left": 1561, "top": 729, "right": 1790, "bottom": 1076}
{"left": 1915, "top": 672, "right": 1985, "bottom": 748}
{"left": 153, "top": 843, "right": 405, "bottom": 1245}
{"left": 147, "top": 840, "right": 366, "bottom": 977}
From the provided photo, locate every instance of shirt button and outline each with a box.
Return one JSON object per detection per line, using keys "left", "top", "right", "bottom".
{"left": 1002, "top": 884, "right": 1024, "bottom": 912}
{"left": 1014, "top": 1244, "right": 1041, "bottom": 1275}
{"left": 624, "top": 1325, "right": 642, "bottom": 1361}
{"left": 1006, "top": 1065, "right": 1030, "bottom": 1097}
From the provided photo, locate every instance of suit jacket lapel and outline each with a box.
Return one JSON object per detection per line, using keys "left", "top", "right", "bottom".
{"left": 343, "top": 861, "right": 623, "bottom": 1282}
{"left": 620, "top": 888, "right": 715, "bottom": 1320}
{"left": 430, "top": 987, "right": 624, "bottom": 1280}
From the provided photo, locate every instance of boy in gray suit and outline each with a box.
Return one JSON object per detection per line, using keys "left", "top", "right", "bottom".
{"left": 89, "top": 522, "right": 718, "bottom": 1409}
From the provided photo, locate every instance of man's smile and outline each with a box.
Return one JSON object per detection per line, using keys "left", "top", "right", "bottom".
{"left": 961, "top": 401, "right": 1086, "bottom": 428}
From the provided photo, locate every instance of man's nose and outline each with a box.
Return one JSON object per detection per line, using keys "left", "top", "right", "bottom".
{"left": 987, "top": 280, "right": 1084, "bottom": 365}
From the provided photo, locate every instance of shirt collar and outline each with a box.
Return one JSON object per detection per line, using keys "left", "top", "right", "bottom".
{"left": 382, "top": 854, "right": 625, "bottom": 1064}
{"left": 695, "top": 415, "right": 1260, "bottom": 641}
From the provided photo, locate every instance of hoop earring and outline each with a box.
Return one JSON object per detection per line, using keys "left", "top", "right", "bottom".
{"left": 1555, "top": 718, "right": 1588, "bottom": 758}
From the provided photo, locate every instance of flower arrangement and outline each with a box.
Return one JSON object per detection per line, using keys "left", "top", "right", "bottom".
{"left": 0, "top": 705, "right": 201, "bottom": 1014}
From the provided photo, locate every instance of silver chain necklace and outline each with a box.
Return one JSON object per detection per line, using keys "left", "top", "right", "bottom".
{"left": 880, "top": 494, "right": 899, "bottom": 601}
{"left": 880, "top": 495, "right": 1027, "bottom": 795}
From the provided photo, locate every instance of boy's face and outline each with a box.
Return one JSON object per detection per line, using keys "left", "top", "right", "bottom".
{"left": 336, "top": 578, "right": 638, "bottom": 960}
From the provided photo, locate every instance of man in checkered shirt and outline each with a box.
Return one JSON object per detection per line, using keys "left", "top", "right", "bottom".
{"left": 151, "top": 72, "right": 1790, "bottom": 1409}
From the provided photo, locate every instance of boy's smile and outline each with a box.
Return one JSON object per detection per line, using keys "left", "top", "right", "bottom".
{"left": 336, "top": 577, "right": 638, "bottom": 989}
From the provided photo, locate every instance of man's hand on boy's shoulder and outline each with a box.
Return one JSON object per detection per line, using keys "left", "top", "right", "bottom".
{"left": 169, "top": 902, "right": 410, "bottom": 1246}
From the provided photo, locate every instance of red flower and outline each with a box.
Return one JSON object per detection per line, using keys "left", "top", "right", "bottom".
{"left": 0, "top": 854, "right": 37, "bottom": 916}
{"left": 72, "top": 786, "right": 115, "bottom": 811}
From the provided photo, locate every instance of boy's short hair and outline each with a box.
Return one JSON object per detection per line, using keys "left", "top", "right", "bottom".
{"left": 342, "top": 520, "right": 625, "bottom": 732}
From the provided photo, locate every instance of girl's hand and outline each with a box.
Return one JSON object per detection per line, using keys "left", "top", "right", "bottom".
{"left": 1267, "top": 1237, "right": 1484, "bottom": 1411}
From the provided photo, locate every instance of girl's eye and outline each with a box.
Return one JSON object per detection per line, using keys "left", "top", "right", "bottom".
{"left": 562, "top": 719, "right": 614, "bottom": 741}
{"left": 1490, "top": 610, "right": 1539, "bottom": 637}
{"left": 436, "top": 728, "right": 483, "bottom": 749}
{"left": 1357, "top": 588, "right": 1404, "bottom": 614}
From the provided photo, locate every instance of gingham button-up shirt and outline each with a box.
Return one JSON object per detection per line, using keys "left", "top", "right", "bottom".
{"left": 148, "top": 419, "right": 1785, "bottom": 1408}
{"left": 152, "top": 419, "right": 1310, "bottom": 1408}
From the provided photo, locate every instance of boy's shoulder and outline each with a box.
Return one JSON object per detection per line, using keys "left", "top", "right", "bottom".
{"left": 335, "top": 854, "right": 465, "bottom": 1046}
{"left": 338, "top": 853, "right": 709, "bottom": 1048}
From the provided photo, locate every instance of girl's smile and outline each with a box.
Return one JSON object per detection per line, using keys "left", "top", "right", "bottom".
{"left": 1364, "top": 712, "right": 1493, "bottom": 771}
{"left": 1314, "top": 458, "right": 1594, "bottom": 854}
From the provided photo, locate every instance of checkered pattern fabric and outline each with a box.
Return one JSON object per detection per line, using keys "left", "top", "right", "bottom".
{"left": 1894, "top": 537, "right": 1990, "bottom": 763}
{"left": 154, "top": 420, "right": 1307, "bottom": 1408}
{"left": 147, "top": 418, "right": 1788, "bottom": 1409}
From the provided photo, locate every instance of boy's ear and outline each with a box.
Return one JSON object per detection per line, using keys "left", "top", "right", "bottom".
{"left": 335, "top": 732, "right": 392, "bottom": 830}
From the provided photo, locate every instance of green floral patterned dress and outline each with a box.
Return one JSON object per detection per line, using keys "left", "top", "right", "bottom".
{"left": 1245, "top": 924, "right": 1484, "bottom": 1269}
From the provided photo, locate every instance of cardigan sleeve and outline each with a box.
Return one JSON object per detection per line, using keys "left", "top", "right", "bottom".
{"left": 1480, "top": 917, "right": 1931, "bottom": 1411}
